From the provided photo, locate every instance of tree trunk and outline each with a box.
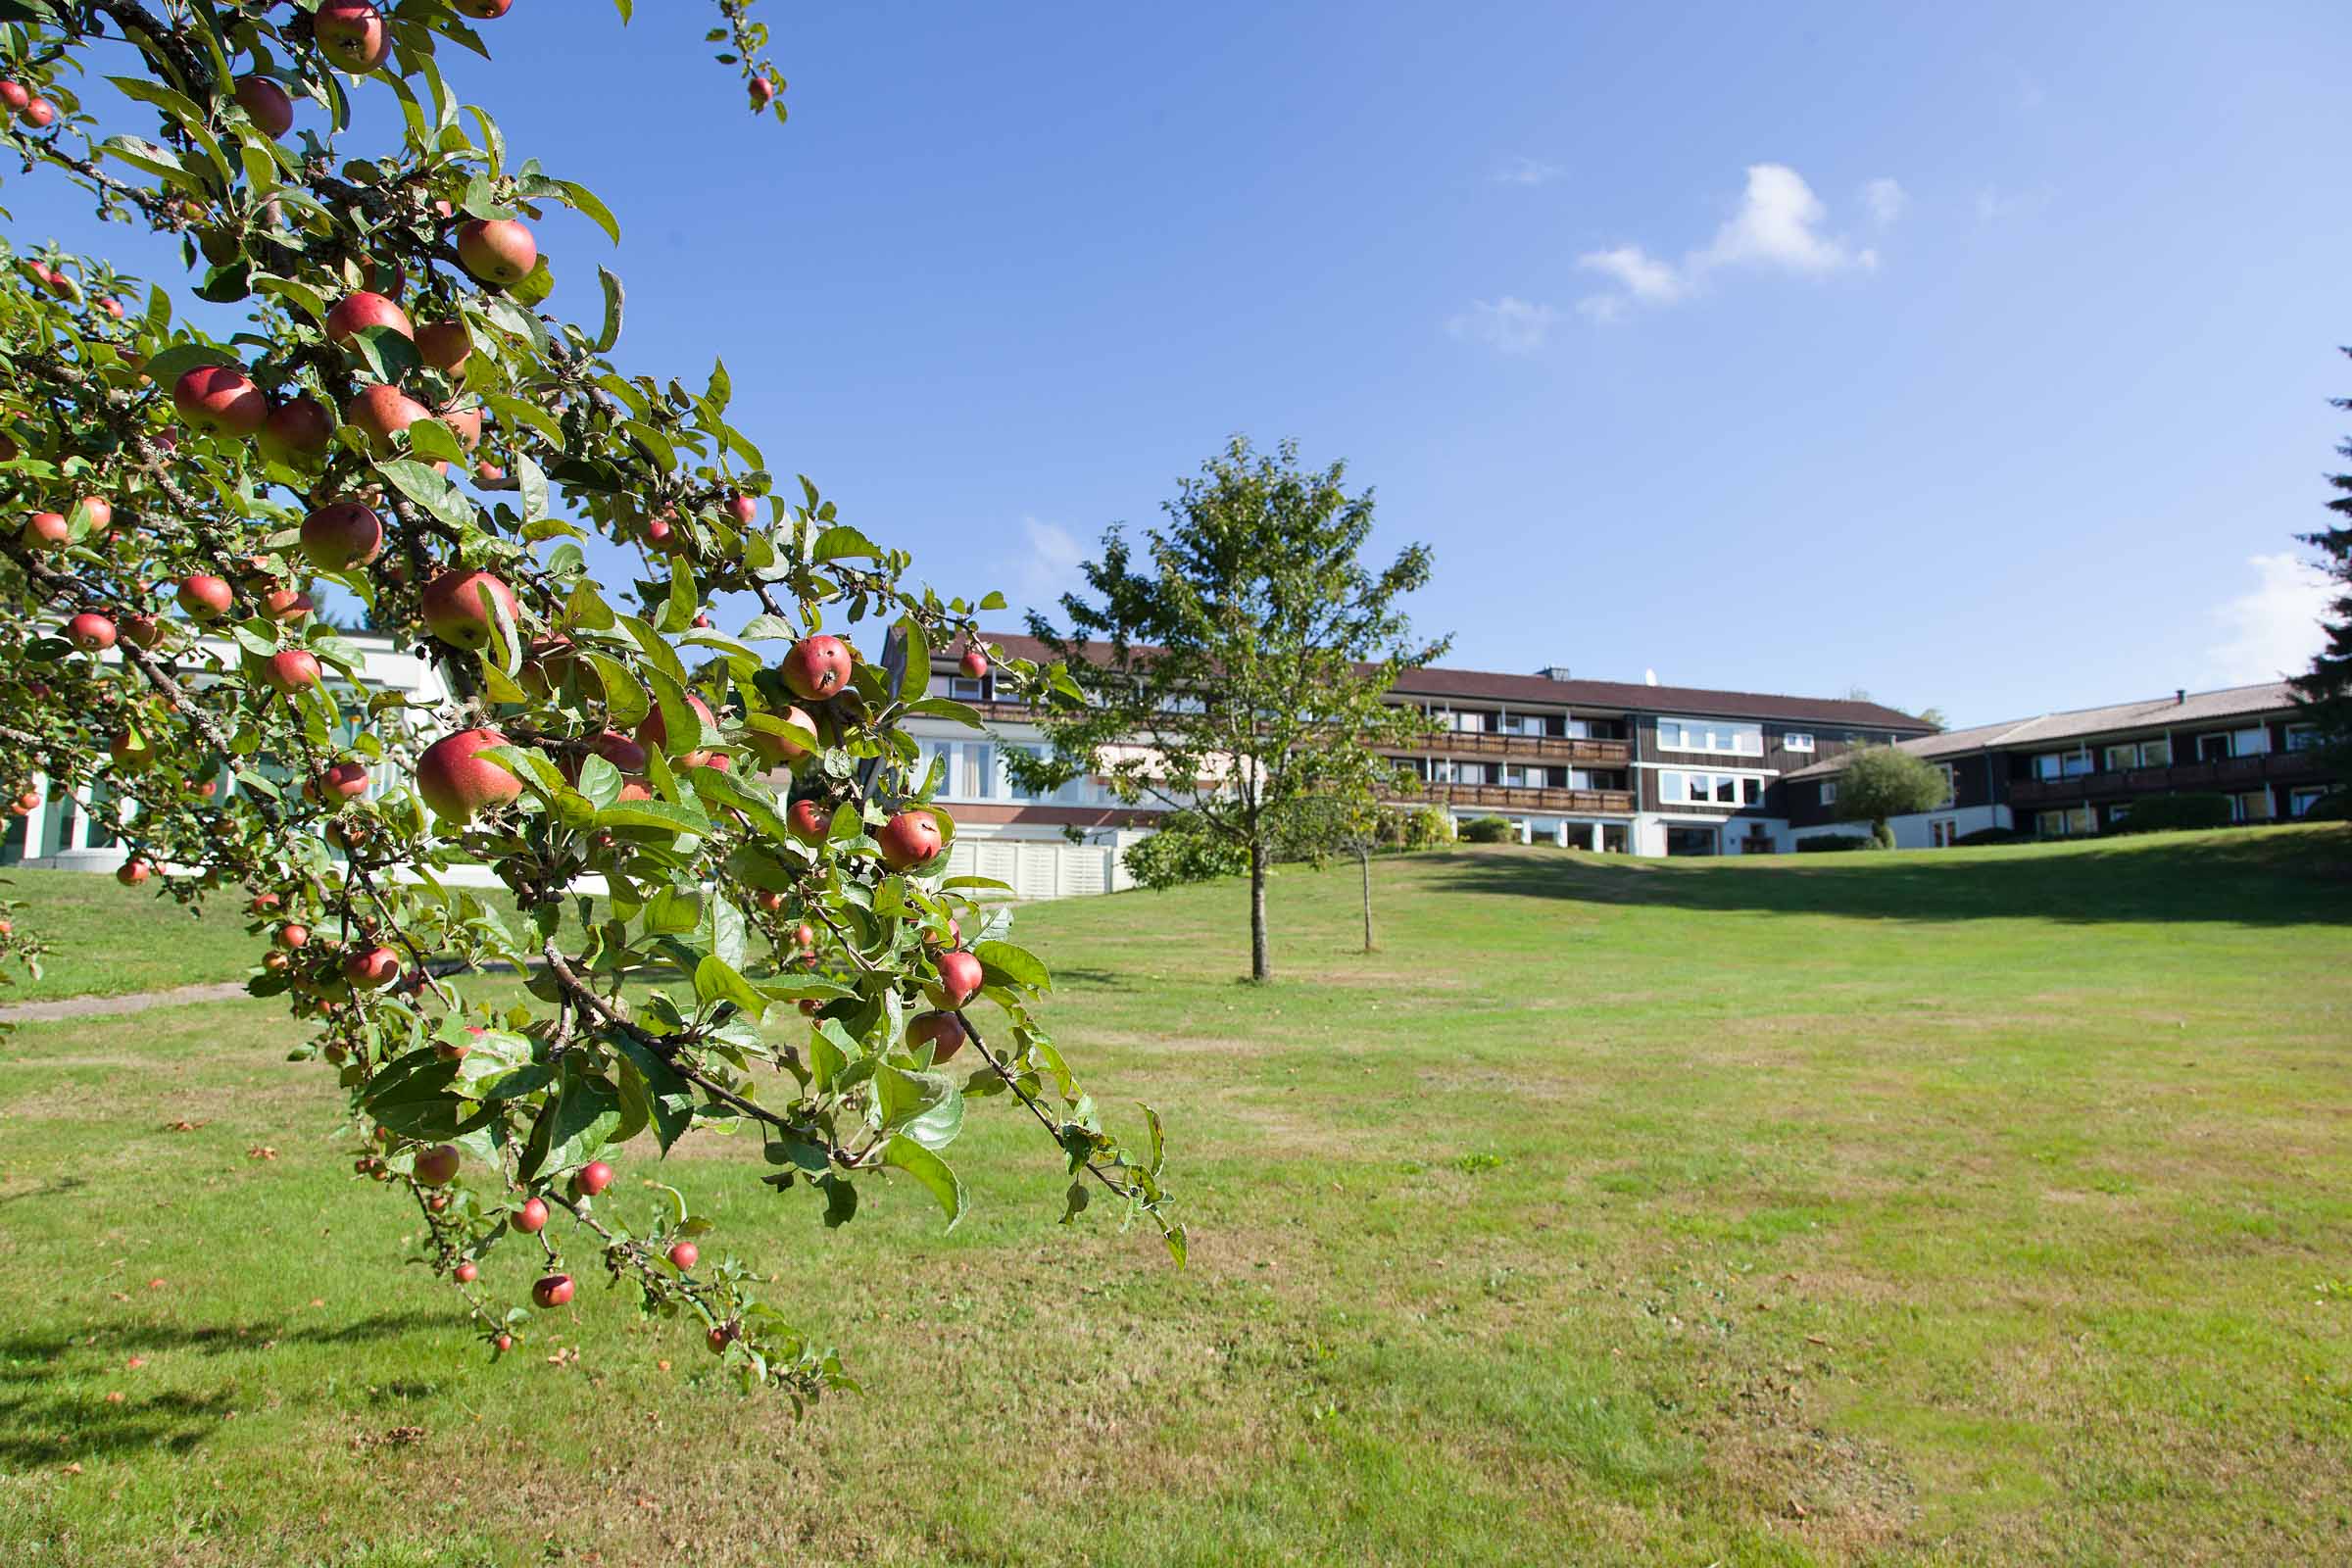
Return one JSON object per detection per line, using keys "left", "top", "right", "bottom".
{"left": 1357, "top": 845, "right": 1375, "bottom": 953}
{"left": 1248, "top": 837, "right": 1272, "bottom": 982}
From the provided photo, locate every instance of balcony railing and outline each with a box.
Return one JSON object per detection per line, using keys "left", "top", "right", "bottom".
{"left": 1383, "top": 731, "right": 1632, "bottom": 765}
{"left": 2007, "top": 751, "right": 2328, "bottom": 807}
{"left": 1387, "top": 781, "right": 1637, "bottom": 815}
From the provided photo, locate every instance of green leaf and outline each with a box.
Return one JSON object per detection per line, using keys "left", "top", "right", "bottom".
{"left": 895, "top": 614, "right": 928, "bottom": 702}
{"left": 552, "top": 178, "right": 622, "bottom": 244}
{"left": 811, "top": 525, "right": 879, "bottom": 562}
{"left": 520, "top": 1059, "right": 624, "bottom": 1181}
{"left": 592, "top": 266, "right": 623, "bottom": 352}
{"left": 693, "top": 954, "right": 767, "bottom": 1020}
{"left": 973, "top": 939, "right": 1050, "bottom": 993}
{"left": 595, "top": 797, "right": 710, "bottom": 835}
{"left": 376, "top": 459, "right": 477, "bottom": 532}
{"left": 882, "top": 1136, "right": 966, "bottom": 1231}
{"left": 584, "top": 652, "right": 651, "bottom": 727}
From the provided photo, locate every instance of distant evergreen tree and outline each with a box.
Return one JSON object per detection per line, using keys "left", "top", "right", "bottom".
{"left": 2289, "top": 349, "right": 2352, "bottom": 794}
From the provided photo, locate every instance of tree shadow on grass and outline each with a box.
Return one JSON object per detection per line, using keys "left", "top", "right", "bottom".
{"left": 1421, "top": 827, "right": 2352, "bottom": 929}
{"left": 0, "top": 1311, "right": 444, "bottom": 1464}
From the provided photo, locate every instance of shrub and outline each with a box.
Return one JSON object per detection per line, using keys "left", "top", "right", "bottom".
{"left": 1381, "top": 804, "right": 1455, "bottom": 850}
{"left": 2112, "top": 793, "right": 2232, "bottom": 834}
{"left": 1459, "top": 816, "right": 1515, "bottom": 844}
{"left": 1123, "top": 815, "right": 1250, "bottom": 888}
{"left": 1952, "top": 826, "right": 2029, "bottom": 847}
{"left": 1796, "top": 834, "right": 1874, "bottom": 853}
{"left": 2297, "top": 790, "right": 2351, "bottom": 822}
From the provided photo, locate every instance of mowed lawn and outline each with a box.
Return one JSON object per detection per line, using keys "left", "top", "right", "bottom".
{"left": 1, "top": 827, "right": 2349, "bottom": 1566}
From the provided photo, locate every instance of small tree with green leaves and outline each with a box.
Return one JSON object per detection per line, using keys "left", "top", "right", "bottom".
{"left": 1833, "top": 745, "right": 1949, "bottom": 847}
{"left": 1012, "top": 437, "right": 1448, "bottom": 981}
{"left": 2290, "top": 349, "right": 2352, "bottom": 794}
{"left": 1277, "top": 794, "right": 1385, "bottom": 954}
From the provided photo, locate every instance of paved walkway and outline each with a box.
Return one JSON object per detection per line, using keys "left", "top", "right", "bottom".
{"left": 0, "top": 980, "right": 253, "bottom": 1025}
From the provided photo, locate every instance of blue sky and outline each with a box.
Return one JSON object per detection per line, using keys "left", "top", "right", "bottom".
{"left": 18, "top": 2, "right": 2349, "bottom": 725}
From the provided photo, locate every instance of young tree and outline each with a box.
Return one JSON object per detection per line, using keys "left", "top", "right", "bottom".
{"left": 1277, "top": 795, "right": 1384, "bottom": 954}
{"left": 1833, "top": 745, "right": 1949, "bottom": 847}
{"left": 1013, "top": 437, "right": 1448, "bottom": 982}
{"left": 2290, "top": 350, "right": 2352, "bottom": 795}
{"left": 0, "top": 1, "right": 1177, "bottom": 1395}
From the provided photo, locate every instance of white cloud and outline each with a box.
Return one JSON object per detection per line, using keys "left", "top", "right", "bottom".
{"left": 1490, "top": 155, "right": 1564, "bottom": 187}
{"left": 1446, "top": 295, "right": 1559, "bottom": 355}
{"left": 2203, "top": 552, "right": 2329, "bottom": 686}
{"left": 1016, "top": 516, "right": 1087, "bottom": 612}
{"left": 1574, "top": 163, "right": 1886, "bottom": 321}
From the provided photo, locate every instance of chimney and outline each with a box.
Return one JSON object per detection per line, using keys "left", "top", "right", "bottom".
{"left": 2175, "top": 688, "right": 2185, "bottom": 705}
{"left": 1536, "top": 664, "right": 1573, "bottom": 682}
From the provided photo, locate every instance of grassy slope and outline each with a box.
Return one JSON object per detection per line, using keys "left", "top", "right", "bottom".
{"left": 0, "top": 826, "right": 2347, "bottom": 1566}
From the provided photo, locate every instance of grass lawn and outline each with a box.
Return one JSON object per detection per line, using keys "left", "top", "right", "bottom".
{"left": 0, "top": 825, "right": 2348, "bottom": 1565}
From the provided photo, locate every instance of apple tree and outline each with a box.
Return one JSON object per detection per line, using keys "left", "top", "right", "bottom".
{"left": 0, "top": 0, "right": 1178, "bottom": 1398}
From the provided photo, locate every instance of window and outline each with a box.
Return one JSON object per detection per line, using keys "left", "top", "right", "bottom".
{"left": 2290, "top": 786, "right": 2329, "bottom": 817}
{"left": 2035, "top": 806, "right": 2095, "bottom": 837}
{"left": 2196, "top": 732, "right": 2232, "bottom": 762}
{"left": 2232, "top": 791, "right": 2273, "bottom": 823}
{"left": 948, "top": 676, "right": 985, "bottom": 703}
{"left": 1657, "top": 718, "right": 1763, "bottom": 757}
{"left": 1451, "top": 710, "right": 1488, "bottom": 733}
{"left": 1820, "top": 780, "right": 1838, "bottom": 806}
{"left": 1662, "top": 770, "right": 1751, "bottom": 808}
{"left": 2139, "top": 736, "right": 2172, "bottom": 767}
{"left": 2034, "top": 750, "right": 2093, "bottom": 780}
{"left": 1931, "top": 820, "right": 1954, "bottom": 848}
{"left": 1784, "top": 732, "right": 1815, "bottom": 754}
{"left": 2285, "top": 723, "right": 2323, "bottom": 753}
{"left": 1935, "top": 764, "right": 1956, "bottom": 808}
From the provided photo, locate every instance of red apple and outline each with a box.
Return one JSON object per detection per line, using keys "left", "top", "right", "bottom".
{"left": 666, "top": 1241, "right": 698, "bottom": 1271}
{"left": 959, "top": 646, "right": 989, "bottom": 680}
{"left": 343, "top": 383, "right": 429, "bottom": 455}
{"left": 780, "top": 634, "right": 852, "bottom": 702}
{"left": 259, "top": 396, "right": 334, "bottom": 464}
{"left": 315, "top": 0, "right": 390, "bottom": 74}
{"left": 233, "top": 74, "right": 293, "bottom": 137}
{"left": 300, "top": 501, "right": 383, "bottom": 569}
{"left": 907, "top": 1009, "right": 969, "bottom": 1063}
{"left": 261, "top": 588, "right": 315, "bottom": 622}
{"left": 122, "top": 614, "right": 164, "bottom": 650}
{"left": 635, "top": 693, "right": 715, "bottom": 769}
{"left": 749, "top": 76, "right": 775, "bottom": 109}
{"left": 727, "top": 493, "right": 759, "bottom": 526}
{"left": 493, "top": 1332, "right": 513, "bottom": 1352}
{"left": 416, "top": 727, "right": 521, "bottom": 823}
{"left": 747, "top": 706, "right": 814, "bottom": 768}
{"left": 325, "top": 289, "right": 412, "bottom": 346}
{"left": 436, "top": 401, "right": 483, "bottom": 450}
{"left": 23, "top": 511, "right": 69, "bottom": 549}
{"left": 109, "top": 729, "right": 155, "bottom": 770}
{"left": 455, "top": 1260, "right": 479, "bottom": 1284}
{"left": 877, "top": 808, "right": 943, "bottom": 871}
{"left": 345, "top": 945, "right": 401, "bottom": 991}
{"left": 321, "top": 760, "right": 370, "bottom": 800}
{"left": 264, "top": 649, "right": 321, "bottom": 693}
{"left": 589, "top": 728, "right": 648, "bottom": 774}
{"left": 64, "top": 612, "right": 116, "bottom": 651}
{"left": 419, "top": 567, "right": 517, "bottom": 650}
{"left": 787, "top": 798, "right": 829, "bottom": 845}
{"left": 173, "top": 364, "right": 267, "bottom": 438}
{"left": 416, "top": 319, "right": 469, "bottom": 372}
{"left": 115, "top": 858, "right": 152, "bottom": 887}
{"left": 707, "top": 1321, "right": 739, "bottom": 1354}
{"left": 276, "top": 923, "right": 310, "bottom": 950}
{"left": 74, "top": 496, "right": 112, "bottom": 533}
{"left": 96, "top": 295, "right": 125, "bottom": 320}
{"left": 22, "top": 96, "right": 53, "bottom": 129}
{"left": 456, "top": 218, "right": 536, "bottom": 287}
{"left": 513, "top": 1197, "right": 549, "bottom": 1234}
{"left": 413, "top": 1142, "right": 461, "bottom": 1186}
{"left": 0, "top": 81, "right": 25, "bottom": 114}
{"left": 926, "top": 949, "right": 984, "bottom": 1010}
{"left": 456, "top": 0, "right": 513, "bottom": 18}
{"left": 532, "top": 1273, "right": 574, "bottom": 1309}
{"left": 573, "top": 1160, "right": 613, "bottom": 1198}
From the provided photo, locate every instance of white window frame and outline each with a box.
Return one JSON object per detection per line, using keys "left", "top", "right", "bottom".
{"left": 948, "top": 676, "right": 985, "bottom": 703}
{"left": 2289, "top": 786, "right": 2328, "bottom": 816}
{"left": 2285, "top": 723, "right": 2322, "bottom": 753}
{"left": 1820, "top": 780, "right": 1838, "bottom": 806}
{"left": 1784, "top": 732, "right": 1815, "bottom": 754}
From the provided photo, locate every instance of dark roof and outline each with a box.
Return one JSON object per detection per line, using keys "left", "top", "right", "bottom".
{"left": 1782, "top": 680, "right": 2302, "bottom": 780}
{"left": 953, "top": 634, "right": 1935, "bottom": 731}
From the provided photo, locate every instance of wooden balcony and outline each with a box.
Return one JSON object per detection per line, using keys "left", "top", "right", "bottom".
{"left": 1383, "top": 731, "right": 1631, "bottom": 766}
{"left": 2007, "top": 751, "right": 2328, "bottom": 807}
{"left": 1387, "top": 780, "right": 1636, "bottom": 815}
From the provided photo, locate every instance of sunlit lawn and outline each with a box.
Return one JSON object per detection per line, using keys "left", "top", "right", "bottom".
{"left": 1, "top": 826, "right": 2347, "bottom": 1566}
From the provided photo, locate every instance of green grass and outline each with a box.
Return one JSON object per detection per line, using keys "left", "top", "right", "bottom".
{"left": 1, "top": 826, "right": 2348, "bottom": 1565}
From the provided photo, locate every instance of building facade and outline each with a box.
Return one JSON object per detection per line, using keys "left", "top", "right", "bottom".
{"left": 903, "top": 637, "right": 1938, "bottom": 862}
{"left": 1778, "top": 680, "right": 2334, "bottom": 846}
